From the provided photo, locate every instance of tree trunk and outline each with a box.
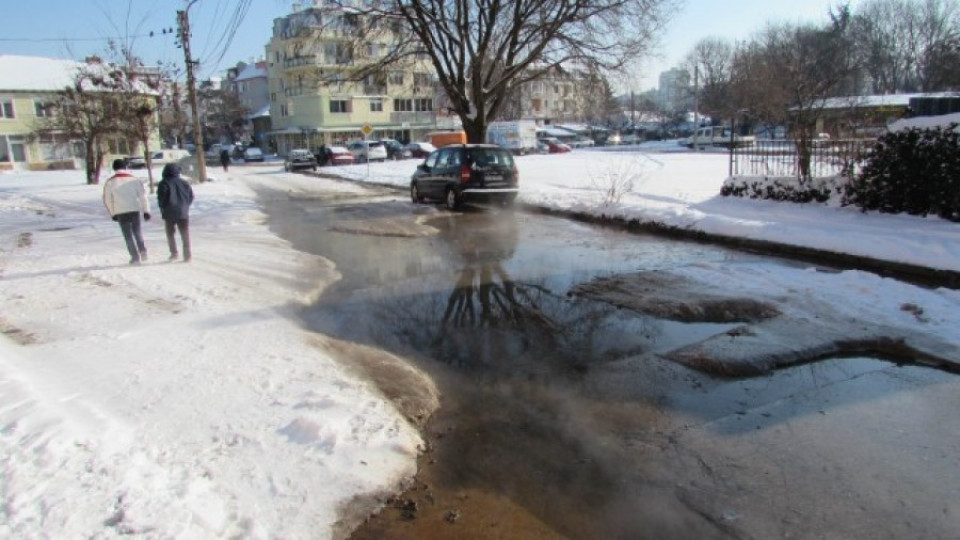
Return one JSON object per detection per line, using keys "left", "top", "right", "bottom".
{"left": 84, "top": 141, "right": 99, "bottom": 185}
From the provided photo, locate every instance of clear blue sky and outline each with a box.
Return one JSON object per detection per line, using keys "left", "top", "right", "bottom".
{"left": 1, "top": 0, "right": 860, "bottom": 88}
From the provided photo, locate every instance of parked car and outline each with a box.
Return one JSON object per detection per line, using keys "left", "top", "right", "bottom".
{"left": 347, "top": 140, "right": 388, "bottom": 162}
{"left": 327, "top": 146, "right": 355, "bottom": 166}
{"left": 243, "top": 147, "right": 264, "bottom": 162}
{"left": 127, "top": 149, "right": 192, "bottom": 169}
{"left": 405, "top": 142, "right": 436, "bottom": 159}
{"left": 410, "top": 144, "right": 519, "bottom": 210}
{"left": 284, "top": 148, "right": 317, "bottom": 171}
{"left": 379, "top": 139, "right": 411, "bottom": 160}
{"left": 540, "top": 137, "right": 571, "bottom": 153}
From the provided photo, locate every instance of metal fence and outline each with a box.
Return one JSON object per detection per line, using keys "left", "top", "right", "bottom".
{"left": 731, "top": 139, "right": 875, "bottom": 179}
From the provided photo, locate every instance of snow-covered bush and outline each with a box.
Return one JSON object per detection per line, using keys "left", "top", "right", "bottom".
{"left": 843, "top": 124, "right": 960, "bottom": 221}
{"left": 721, "top": 175, "right": 846, "bottom": 204}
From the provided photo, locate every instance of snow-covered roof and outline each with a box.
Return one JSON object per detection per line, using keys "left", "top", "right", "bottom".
{"left": 0, "top": 54, "right": 81, "bottom": 92}
{"left": 234, "top": 63, "right": 267, "bottom": 83}
{"left": 538, "top": 127, "right": 577, "bottom": 138}
{"left": 0, "top": 54, "right": 158, "bottom": 95}
{"left": 811, "top": 92, "right": 959, "bottom": 111}
{"left": 555, "top": 123, "right": 591, "bottom": 134}
{"left": 247, "top": 104, "right": 271, "bottom": 119}
{"left": 888, "top": 112, "right": 960, "bottom": 133}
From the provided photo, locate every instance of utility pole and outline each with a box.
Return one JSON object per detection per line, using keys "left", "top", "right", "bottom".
{"left": 177, "top": 2, "right": 207, "bottom": 182}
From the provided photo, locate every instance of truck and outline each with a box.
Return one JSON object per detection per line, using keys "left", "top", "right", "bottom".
{"left": 684, "top": 126, "right": 755, "bottom": 149}
{"left": 428, "top": 130, "right": 468, "bottom": 148}
{"left": 486, "top": 120, "right": 538, "bottom": 154}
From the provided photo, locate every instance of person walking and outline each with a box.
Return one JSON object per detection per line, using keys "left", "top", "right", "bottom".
{"left": 103, "top": 158, "right": 150, "bottom": 265}
{"left": 219, "top": 148, "right": 230, "bottom": 172}
{"left": 157, "top": 163, "right": 194, "bottom": 262}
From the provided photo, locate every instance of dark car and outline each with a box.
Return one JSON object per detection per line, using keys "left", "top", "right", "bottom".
{"left": 284, "top": 148, "right": 317, "bottom": 171}
{"left": 379, "top": 139, "right": 410, "bottom": 160}
{"left": 410, "top": 144, "right": 519, "bottom": 210}
{"left": 404, "top": 142, "right": 436, "bottom": 159}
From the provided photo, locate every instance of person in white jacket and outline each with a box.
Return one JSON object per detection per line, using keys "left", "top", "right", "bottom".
{"left": 102, "top": 158, "right": 151, "bottom": 265}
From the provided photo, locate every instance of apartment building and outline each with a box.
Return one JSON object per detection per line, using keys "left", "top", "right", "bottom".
{"left": 225, "top": 60, "right": 271, "bottom": 146}
{"left": 265, "top": 3, "right": 437, "bottom": 154}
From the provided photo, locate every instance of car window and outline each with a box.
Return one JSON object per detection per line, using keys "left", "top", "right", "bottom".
{"left": 471, "top": 148, "right": 514, "bottom": 167}
{"left": 424, "top": 151, "right": 439, "bottom": 168}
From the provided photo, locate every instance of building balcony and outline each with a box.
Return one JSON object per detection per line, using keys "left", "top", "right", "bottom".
{"left": 389, "top": 111, "right": 436, "bottom": 125}
{"left": 283, "top": 55, "right": 317, "bottom": 69}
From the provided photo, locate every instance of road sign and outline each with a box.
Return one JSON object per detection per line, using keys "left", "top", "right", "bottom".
{"left": 361, "top": 124, "right": 373, "bottom": 137}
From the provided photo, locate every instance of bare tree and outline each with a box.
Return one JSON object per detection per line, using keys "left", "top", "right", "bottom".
{"left": 197, "top": 85, "right": 250, "bottom": 147}
{"left": 731, "top": 6, "right": 859, "bottom": 180}
{"left": 34, "top": 60, "right": 130, "bottom": 184}
{"left": 851, "top": 0, "right": 960, "bottom": 92}
{"left": 320, "top": 0, "right": 677, "bottom": 143}
{"left": 682, "top": 37, "right": 735, "bottom": 121}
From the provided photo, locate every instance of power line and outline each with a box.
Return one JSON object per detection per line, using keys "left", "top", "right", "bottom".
{"left": 0, "top": 33, "right": 171, "bottom": 43}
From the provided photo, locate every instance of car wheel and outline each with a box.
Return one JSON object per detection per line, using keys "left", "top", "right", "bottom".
{"left": 445, "top": 188, "right": 459, "bottom": 211}
{"left": 411, "top": 183, "right": 424, "bottom": 203}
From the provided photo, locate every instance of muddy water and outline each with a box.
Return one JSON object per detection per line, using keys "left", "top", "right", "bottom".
{"left": 261, "top": 190, "right": 960, "bottom": 540}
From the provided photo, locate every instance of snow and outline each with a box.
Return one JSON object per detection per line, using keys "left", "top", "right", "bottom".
{"left": 2, "top": 144, "right": 960, "bottom": 538}
{"left": 888, "top": 112, "right": 960, "bottom": 132}
{"left": 0, "top": 54, "right": 81, "bottom": 91}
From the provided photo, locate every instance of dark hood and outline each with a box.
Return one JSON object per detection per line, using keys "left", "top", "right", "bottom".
{"left": 162, "top": 163, "right": 181, "bottom": 179}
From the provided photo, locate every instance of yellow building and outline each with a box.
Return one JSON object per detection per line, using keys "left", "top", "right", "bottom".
{"left": 0, "top": 54, "right": 161, "bottom": 171}
{"left": 265, "top": 4, "right": 438, "bottom": 154}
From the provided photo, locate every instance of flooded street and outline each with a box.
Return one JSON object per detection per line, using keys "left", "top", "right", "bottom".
{"left": 261, "top": 187, "right": 960, "bottom": 540}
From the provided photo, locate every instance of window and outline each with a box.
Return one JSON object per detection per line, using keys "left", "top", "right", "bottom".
{"left": 34, "top": 101, "right": 54, "bottom": 118}
{"left": 369, "top": 99, "right": 383, "bottom": 112}
{"left": 330, "top": 99, "right": 351, "bottom": 113}
{"left": 388, "top": 71, "right": 404, "bottom": 85}
{"left": 393, "top": 98, "right": 413, "bottom": 112}
{"left": 413, "top": 73, "right": 431, "bottom": 87}
{"left": 1, "top": 99, "right": 14, "bottom": 119}
{"left": 280, "top": 104, "right": 290, "bottom": 117}
{"left": 414, "top": 98, "right": 433, "bottom": 112}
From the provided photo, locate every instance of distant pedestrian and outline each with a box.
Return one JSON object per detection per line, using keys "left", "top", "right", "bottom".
{"left": 157, "top": 163, "right": 194, "bottom": 262}
{"left": 103, "top": 158, "right": 151, "bottom": 265}
{"left": 220, "top": 148, "right": 230, "bottom": 171}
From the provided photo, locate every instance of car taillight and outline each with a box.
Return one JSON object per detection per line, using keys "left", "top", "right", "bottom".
{"left": 512, "top": 166, "right": 519, "bottom": 184}
{"left": 460, "top": 165, "right": 472, "bottom": 183}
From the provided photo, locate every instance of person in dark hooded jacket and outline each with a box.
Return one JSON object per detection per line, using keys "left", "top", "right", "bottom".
{"left": 157, "top": 163, "right": 194, "bottom": 262}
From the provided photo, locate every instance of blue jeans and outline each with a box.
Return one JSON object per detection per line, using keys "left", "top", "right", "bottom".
{"left": 116, "top": 212, "right": 146, "bottom": 263}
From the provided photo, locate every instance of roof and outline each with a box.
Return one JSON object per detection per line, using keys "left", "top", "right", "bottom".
{"left": 234, "top": 63, "right": 267, "bottom": 83}
{"left": 809, "top": 92, "right": 959, "bottom": 111}
{"left": 538, "top": 127, "right": 577, "bottom": 138}
{"left": 888, "top": 112, "right": 960, "bottom": 133}
{"left": 0, "top": 55, "right": 81, "bottom": 91}
{"left": 0, "top": 54, "right": 159, "bottom": 95}
{"left": 247, "top": 104, "right": 270, "bottom": 119}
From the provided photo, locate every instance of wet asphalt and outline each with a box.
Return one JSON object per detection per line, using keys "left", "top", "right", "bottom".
{"left": 259, "top": 187, "right": 960, "bottom": 540}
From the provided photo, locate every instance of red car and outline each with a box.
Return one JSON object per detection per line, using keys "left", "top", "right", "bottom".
{"left": 327, "top": 146, "right": 355, "bottom": 166}
{"left": 540, "top": 137, "right": 571, "bottom": 153}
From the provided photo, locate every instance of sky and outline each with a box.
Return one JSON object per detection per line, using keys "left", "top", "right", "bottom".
{"left": 1, "top": 0, "right": 862, "bottom": 89}
{"left": 2, "top": 141, "right": 959, "bottom": 537}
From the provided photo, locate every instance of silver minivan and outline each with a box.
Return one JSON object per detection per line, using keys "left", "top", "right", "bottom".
{"left": 347, "top": 140, "right": 388, "bottom": 162}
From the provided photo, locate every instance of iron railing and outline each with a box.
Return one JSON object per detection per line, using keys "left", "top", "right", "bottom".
{"left": 731, "top": 139, "right": 875, "bottom": 179}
